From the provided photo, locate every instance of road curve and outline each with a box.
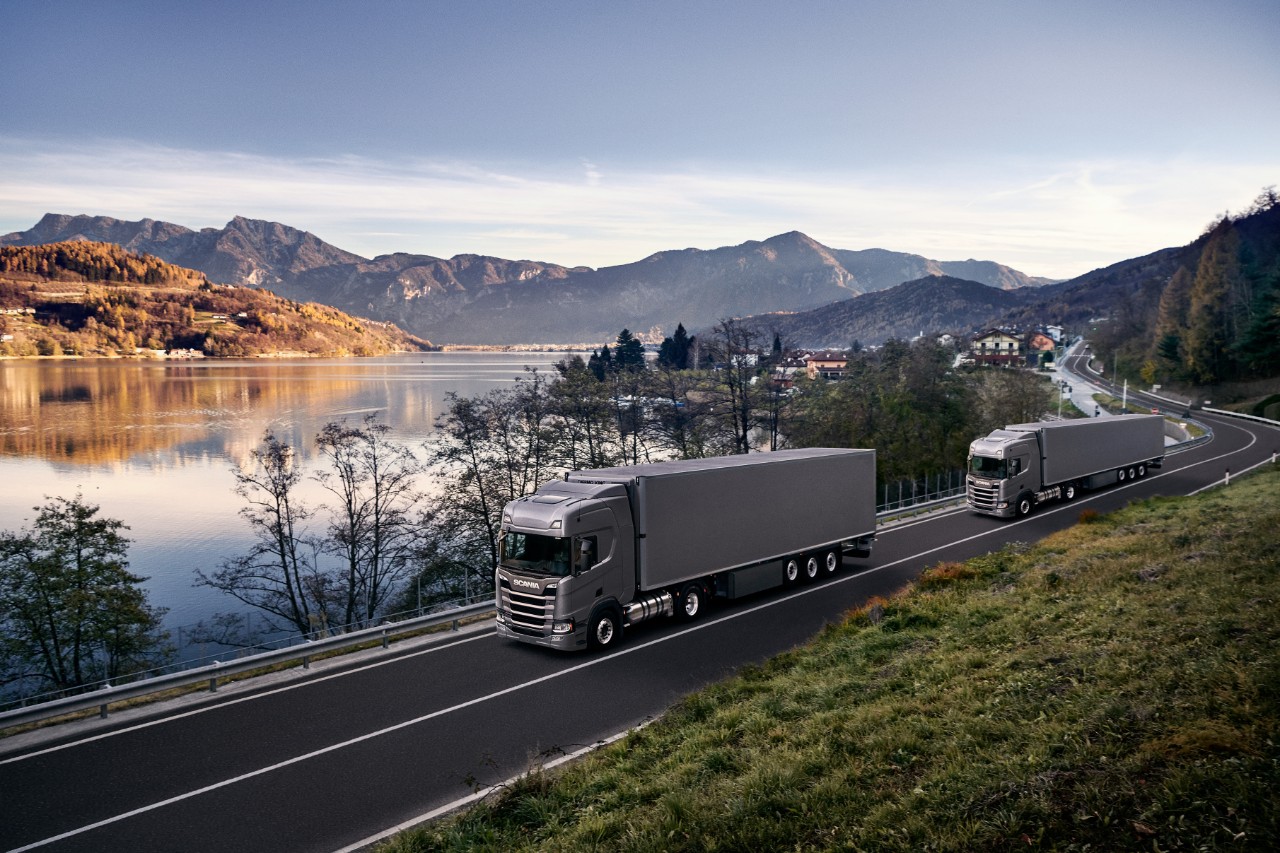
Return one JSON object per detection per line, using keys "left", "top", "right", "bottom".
{"left": 2, "top": 410, "right": 1277, "bottom": 853}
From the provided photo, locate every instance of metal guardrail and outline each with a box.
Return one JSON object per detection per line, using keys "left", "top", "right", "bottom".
{"left": 0, "top": 601, "right": 492, "bottom": 732}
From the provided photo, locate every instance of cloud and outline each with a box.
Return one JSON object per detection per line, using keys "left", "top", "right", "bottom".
{"left": 0, "top": 136, "right": 1273, "bottom": 279}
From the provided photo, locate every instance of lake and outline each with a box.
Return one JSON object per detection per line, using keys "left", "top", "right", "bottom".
{"left": 0, "top": 352, "right": 571, "bottom": 644}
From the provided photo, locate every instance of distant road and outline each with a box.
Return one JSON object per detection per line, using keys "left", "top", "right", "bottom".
{"left": 3, "top": 410, "right": 1277, "bottom": 853}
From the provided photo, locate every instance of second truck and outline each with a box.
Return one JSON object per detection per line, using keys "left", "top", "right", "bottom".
{"left": 967, "top": 414, "right": 1166, "bottom": 518}
{"left": 495, "top": 448, "right": 876, "bottom": 651}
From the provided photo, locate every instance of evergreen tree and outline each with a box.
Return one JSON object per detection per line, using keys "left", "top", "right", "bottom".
{"left": 658, "top": 323, "right": 693, "bottom": 370}
{"left": 614, "top": 328, "right": 645, "bottom": 371}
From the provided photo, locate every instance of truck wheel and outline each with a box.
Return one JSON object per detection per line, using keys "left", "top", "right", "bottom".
{"left": 1063, "top": 482, "right": 1077, "bottom": 501}
{"left": 784, "top": 557, "right": 801, "bottom": 584}
{"left": 1016, "top": 495, "right": 1034, "bottom": 517}
{"left": 678, "top": 583, "right": 706, "bottom": 621}
{"left": 804, "top": 555, "right": 821, "bottom": 581}
{"left": 823, "top": 549, "right": 840, "bottom": 574}
{"left": 588, "top": 608, "right": 622, "bottom": 650}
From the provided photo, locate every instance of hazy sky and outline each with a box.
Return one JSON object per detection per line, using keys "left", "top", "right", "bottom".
{"left": 2, "top": 0, "right": 1277, "bottom": 279}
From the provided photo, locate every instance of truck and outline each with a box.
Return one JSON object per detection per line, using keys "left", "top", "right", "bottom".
{"left": 494, "top": 448, "right": 876, "bottom": 651}
{"left": 967, "top": 414, "right": 1166, "bottom": 518}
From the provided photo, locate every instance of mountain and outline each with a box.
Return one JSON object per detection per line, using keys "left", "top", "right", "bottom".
{"left": 3, "top": 215, "right": 1054, "bottom": 345}
{"left": 735, "top": 274, "right": 1032, "bottom": 348}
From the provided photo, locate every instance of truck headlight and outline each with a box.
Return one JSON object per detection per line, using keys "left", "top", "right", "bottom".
{"left": 495, "top": 610, "right": 506, "bottom": 624}
{"left": 551, "top": 619, "right": 575, "bottom": 634}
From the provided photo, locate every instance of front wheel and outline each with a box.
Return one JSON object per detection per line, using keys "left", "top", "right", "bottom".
{"left": 1016, "top": 495, "right": 1034, "bottom": 517}
{"left": 588, "top": 608, "right": 622, "bottom": 650}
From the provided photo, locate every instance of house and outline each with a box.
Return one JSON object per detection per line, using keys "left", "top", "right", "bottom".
{"left": 771, "top": 356, "right": 807, "bottom": 389}
{"left": 803, "top": 350, "right": 849, "bottom": 380}
{"left": 970, "top": 329, "right": 1023, "bottom": 366}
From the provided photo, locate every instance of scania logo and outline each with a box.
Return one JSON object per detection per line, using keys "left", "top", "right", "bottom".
{"left": 511, "top": 577, "right": 541, "bottom": 590}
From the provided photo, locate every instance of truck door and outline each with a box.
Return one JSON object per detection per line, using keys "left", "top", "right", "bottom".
{"left": 563, "top": 509, "right": 624, "bottom": 620}
{"left": 1010, "top": 453, "right": 1035, "bottom": 491}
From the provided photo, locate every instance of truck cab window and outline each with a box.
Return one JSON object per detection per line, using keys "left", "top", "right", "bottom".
{"left": 970, "top": 455, "right": 1007, "bottom": 479}
{"left": 574, "top": 536, "right": 598, "bottom": 574}
{"left": 500, "top": 532, "right": 572, "bottom": 577}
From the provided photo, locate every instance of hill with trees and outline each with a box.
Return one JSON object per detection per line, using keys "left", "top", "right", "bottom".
{"left": 0, "top": 241, "right": 432, "bottom": 358}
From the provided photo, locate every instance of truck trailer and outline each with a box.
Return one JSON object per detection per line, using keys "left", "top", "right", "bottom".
{"left": 495, "top": 448, "right": 876, "bottom": 651}
{"left": 967, "top": 414, "right": 1166, "bottom": 518}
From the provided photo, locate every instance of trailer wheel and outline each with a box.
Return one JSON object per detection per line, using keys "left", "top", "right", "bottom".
{"left": 804, "top": 555, "right": 821, "bottom": 581}
{"left": 823, "top": 549, "right": 840, "bottom": 574}
{"left": 588, "top": 608, "right": 622, "bottom": 650}
{"left": 1137, "top": 463, "right": 1147, "bottom": 478}
{"left": 1117, "top": 467, "right": 1127, "bottom": 482}
{"left": 678, "top": 583, "right": 706, "bottom": 621}
{"left": 1063, "top": 482, "right": 1077, "bottom": 501}
{"left": 1016, "top": 495, "right": 1034, "bottom": 517}
{"left": 1127, "top": 466, "right": 1137, "bottom": 480}
{"left": 784, "top": 557, "right": 801, "bottom": 584}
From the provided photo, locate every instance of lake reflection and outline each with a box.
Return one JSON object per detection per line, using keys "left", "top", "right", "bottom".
{"left": 0, "top": 352, "right": 568, "bottom": 632}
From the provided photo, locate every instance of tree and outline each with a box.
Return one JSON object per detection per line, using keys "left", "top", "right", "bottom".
{"left": 314, "top": 414, "right": 424, "bottom": 627}
{"left": 657, "top": 323, "right": 693, "bottom": 370}
{"left": 707, "top": 318, "right": 768, "bottom": 454}
{"left": 197, "top": 430, "right": 326, "bottom": 635}
{"left": 613, "top": 328, "right": 646, "bottom": 371}
{"left": 0, "top": 495, "right": 169, "bottom": 695}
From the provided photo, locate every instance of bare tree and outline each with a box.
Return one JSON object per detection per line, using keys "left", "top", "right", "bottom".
{"left": 708, "top": 318, "right": 768, "bottom": 454}
{"left": 198, "top": 431, "right": 326, "bottom": 635}
{"left": 314, "top": 414, "right": 424, "bottom": 627}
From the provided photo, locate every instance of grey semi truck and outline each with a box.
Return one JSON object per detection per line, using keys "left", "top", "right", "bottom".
{"left": 967, "top": 414, "right": 1166, "bottom": 518}
{"left": 494, "top": 448, "right": 876, "bottom": 651}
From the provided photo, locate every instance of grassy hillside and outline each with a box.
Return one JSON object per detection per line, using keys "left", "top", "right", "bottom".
{"left": 0, "top": 241, "right": 432, "bottom": 357}
{"left": 386, "top": 468, "right": 1280, "bottom": 851}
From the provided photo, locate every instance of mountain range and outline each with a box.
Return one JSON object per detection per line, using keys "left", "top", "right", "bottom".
{"left": 2, "top": 214, "right": 1059, "bottom": 346}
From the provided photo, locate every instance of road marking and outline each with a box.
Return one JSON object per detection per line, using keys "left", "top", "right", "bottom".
{"left": 9, "top": 417, "right": 1275, "bottom": 852}
{"left": 0, "top": 631, "right": 492, "bottom": 766}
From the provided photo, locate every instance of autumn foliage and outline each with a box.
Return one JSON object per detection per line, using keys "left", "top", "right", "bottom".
{"left": 0, "top": 241, "right": 431, "bottom": 357}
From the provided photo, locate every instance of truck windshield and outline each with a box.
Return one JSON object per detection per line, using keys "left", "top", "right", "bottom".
{"left": 500, "top": 532, "right": 572, "bottom": 577}
{"left": 970, "top": 455, "right": 1008, "bottom": 479}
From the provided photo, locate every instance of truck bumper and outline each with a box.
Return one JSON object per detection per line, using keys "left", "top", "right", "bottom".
{"left": 967, "top": 499, "right": 1015, "bottom": 518}
{"left": 495, "top": 614, "right": 586, "bottom": 650}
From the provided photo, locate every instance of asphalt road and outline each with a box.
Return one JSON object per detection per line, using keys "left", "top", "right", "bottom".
{"left": 3, "top": 406, "right": 1277, "bottom": 853}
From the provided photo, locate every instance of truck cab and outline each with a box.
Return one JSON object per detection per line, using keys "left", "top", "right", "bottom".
{"left": 494, "top": 480, "right": 634, "bottom": 650}
{"left": 967, "top": 430, "right": 1041, "bottom": 517}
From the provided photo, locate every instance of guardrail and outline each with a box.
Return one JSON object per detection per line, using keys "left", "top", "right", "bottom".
{"left": 0, "top": 601, "right": 492, "bottom": 732}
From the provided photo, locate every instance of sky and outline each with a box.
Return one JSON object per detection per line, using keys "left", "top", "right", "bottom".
{"left": 2, "top": 0, "right": 1277, "bottom": 280}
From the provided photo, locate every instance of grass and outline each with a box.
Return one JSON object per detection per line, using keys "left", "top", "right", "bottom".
{"left": 382, "top": 465, "right": 1280, "bottom": 852}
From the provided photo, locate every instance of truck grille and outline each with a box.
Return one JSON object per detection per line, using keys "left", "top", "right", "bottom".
{"left": 499, "top": 577, "right": 554, "bottom": 636}
{"left": 968, "top": 478, "right": 1000, "bottom": 510}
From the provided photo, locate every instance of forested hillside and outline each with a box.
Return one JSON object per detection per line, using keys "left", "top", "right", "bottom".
{"left": 1089, "top": 188, "right": 1280, "bottom": 394}
{"left": 0, "top": 242, "right": 432, "bottom": 358}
